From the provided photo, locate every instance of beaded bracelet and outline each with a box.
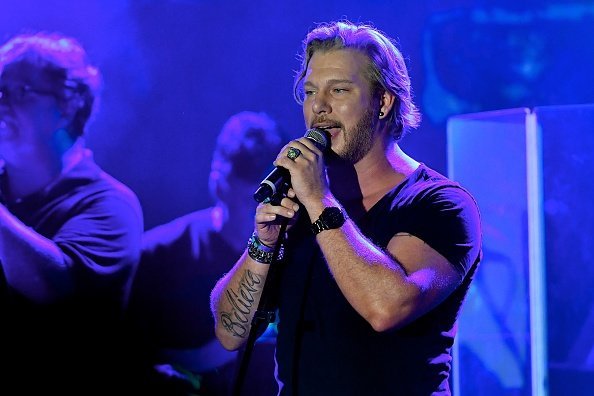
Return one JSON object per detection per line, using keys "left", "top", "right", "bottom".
{"left": 247, "top": 233, "right": 284, "bottom": 264}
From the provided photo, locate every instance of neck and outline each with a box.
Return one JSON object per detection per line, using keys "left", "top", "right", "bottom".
{"left": 329, "top": 140, "right": 418, "bottom": 213}
{"left": 3, "top": 137, "right": 84, "bottom": 202}
{"left": 356, "top": 142, "right": 418, "bottom": 191}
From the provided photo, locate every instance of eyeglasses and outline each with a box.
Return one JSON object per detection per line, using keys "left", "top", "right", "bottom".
{"left": 0, "top": 83, "right": 63, "bottom": 104}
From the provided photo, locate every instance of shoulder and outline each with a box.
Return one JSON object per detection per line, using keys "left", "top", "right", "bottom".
{"left": 389, "top": 165, "right": 482, "bottom": 275}
{"left": 142, "top": 208, "right": 215, "bottom": 252}
{"left": 97, "top": 171, "right": 142, "bottom": 213}
{"left": 396, "top": 164, "right": 479, "bottom": 214}
{"left": 61, "top": 154, "right": 143, "bottom": 224}
{"left": 382, "top": 164, "right": 482, "bottom": 247}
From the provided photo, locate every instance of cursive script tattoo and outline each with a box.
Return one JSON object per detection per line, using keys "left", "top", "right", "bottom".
{"left": 220, "top": 269, "right": 263, "bottom": 338}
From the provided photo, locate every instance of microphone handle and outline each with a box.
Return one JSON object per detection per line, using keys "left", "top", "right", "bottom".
{"left": 253, "top": 167, "right": 289, "bottom": 204}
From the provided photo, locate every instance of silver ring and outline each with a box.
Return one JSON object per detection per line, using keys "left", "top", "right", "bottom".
{"left": 287, "top": 147, "right": 301, "bottom": 161}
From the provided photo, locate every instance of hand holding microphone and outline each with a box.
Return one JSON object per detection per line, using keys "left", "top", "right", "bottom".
{"left": 253, "top": 128, "right": 330, "bottom": 248}
{"left": 253, "top": 128, "right": 329, "bottom": 203}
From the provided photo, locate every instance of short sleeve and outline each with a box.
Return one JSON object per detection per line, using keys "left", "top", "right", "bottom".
{"left": 401, "top": 185, "right": 482, "bottom": 276}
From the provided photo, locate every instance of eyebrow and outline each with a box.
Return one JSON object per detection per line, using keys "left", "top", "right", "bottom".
{"left": 303, "top": 79, "right": 354, "bottom": 88}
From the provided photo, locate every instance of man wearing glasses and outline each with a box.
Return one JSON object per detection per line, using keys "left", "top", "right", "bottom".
{"left": 0, "top": 33, "right": 143, "bottom": 394}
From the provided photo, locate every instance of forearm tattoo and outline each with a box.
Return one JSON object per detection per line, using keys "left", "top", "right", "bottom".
{"left": 220, "top": 269, "right": 263, "bottom": 338}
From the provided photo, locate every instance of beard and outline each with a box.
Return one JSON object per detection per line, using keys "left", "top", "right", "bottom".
{"left": 336, "top": 107, "right": 377, "bottom": 164}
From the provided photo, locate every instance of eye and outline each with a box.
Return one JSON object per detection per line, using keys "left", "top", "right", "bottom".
{"left": 332, "top": 88, "right": 348, "bottom": 94}
{"left": 304, "top": 89, "right": 315, "bottom": 97}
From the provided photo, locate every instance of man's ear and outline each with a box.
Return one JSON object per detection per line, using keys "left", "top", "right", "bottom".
{"left": 209, "top": 170, "right": 221, "bottom": 201}
{"left": 378, "top": 90, "right": 396, "bottom": 119}
{"left": 210, "top": 170, "right": 232, "bottom": 202}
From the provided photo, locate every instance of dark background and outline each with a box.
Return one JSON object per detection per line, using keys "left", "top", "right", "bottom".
{"left": 2, "top": 0, "right": 592, "bottom": 229}
{"left": 3, "top": 2, "right": 594, "bottom": 394}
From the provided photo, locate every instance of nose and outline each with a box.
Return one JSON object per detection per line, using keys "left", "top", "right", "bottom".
{"left": 311, "top": 91, "right": 331, "bottom": 115}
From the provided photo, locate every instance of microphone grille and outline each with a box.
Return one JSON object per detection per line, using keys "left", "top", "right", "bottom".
{"left": 305, "top": 128, "right": 330, "bottom": 151}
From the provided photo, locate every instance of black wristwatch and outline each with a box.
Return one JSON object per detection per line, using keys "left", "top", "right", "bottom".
{"left": 311, "top": 207, "right": 346, "bottom": 235}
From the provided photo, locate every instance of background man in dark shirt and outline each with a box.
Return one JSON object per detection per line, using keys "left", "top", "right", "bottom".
{"left": 211, "top": 21, "right": 482, "bottom": 395}
{"left": 129, "top": 111, "right": 283, "bottom": 395}
{"left": 0, "top": 32, "right": 143, "bottom": 394}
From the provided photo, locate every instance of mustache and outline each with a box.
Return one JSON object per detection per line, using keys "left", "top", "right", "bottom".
{"left": 310, "top": 117, "right": 343, "bottom": 129}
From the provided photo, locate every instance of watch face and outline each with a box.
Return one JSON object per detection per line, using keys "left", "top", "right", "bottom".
{"left": 312, "top": 206, "right": 346, "bottom": 235}
{"left": 323, "top": 207, "right": 345, "bottom": 228}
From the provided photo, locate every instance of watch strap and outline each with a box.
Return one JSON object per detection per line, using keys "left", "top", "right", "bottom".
{"left": 311, "top": 206, "right": 346, "bottom": 235}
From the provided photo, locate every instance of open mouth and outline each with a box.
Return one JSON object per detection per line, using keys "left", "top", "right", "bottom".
{"left": 314, "top": 124, "right": 341, "bottom": 137}
{"left": 324, "top": 127, "right": 342, "bottom": 138}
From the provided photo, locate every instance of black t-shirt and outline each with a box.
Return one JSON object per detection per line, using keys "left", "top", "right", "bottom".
{"left": 131, "top": 209, "right": 238, "bottom": 348}
{"left": 0, "top": 150, "right": 143, "bottom": 394}
{"left": 275, "top": 164, "right": 482, "bottom": 396}
{"left": 128, "top": 208, "right": 240, "bottom": 394}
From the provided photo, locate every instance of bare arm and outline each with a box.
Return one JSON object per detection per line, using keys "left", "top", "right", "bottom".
{"left": 210, "top": 251, "right": 270, "bottom": 350}
{"left": 273, "top": 137, "right": 465, "bottom": 332}
{"left": 0, "top": 204, "right": 74, "bottom": 302}
{"left": 0, "top": 188, "right": 142, "bottom": 304}
{"left": 314, "top": 222, "right": 462, "bottom": 331}
{"left": 211, "top": 194, "right": 298, "bottom": 350}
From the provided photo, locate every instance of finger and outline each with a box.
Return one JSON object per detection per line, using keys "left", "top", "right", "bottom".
{"left": 290, "top": 138, "right": 320, "bottom": 156}
{"left": 278, "top": 139, "right": 314, "bottom": 161}
{"left": 256, "top": 201, "right": 297, "bottom": 221}
{"left": 295, "top": 136, "right": 324, "bottom": 154}
{"left": 275, "top": 141, "right": 311, "bottom": 169}
{"left": 279, "top": 197, "right": 299, "bottom": 212}
{"left": 255, "top": 209, "right": 277, "bottom": 223}
{"left": 286, "top": 146, "right": 302, "bottom": 161}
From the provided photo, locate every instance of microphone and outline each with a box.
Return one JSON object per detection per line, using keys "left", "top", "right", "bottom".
{"left": 253, "top": 128, "right": 329, "bottom": 203}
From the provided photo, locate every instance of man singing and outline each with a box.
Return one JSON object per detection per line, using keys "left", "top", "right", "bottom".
{"left": 211, "top": 21, "right": 482, "bottom": 395}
